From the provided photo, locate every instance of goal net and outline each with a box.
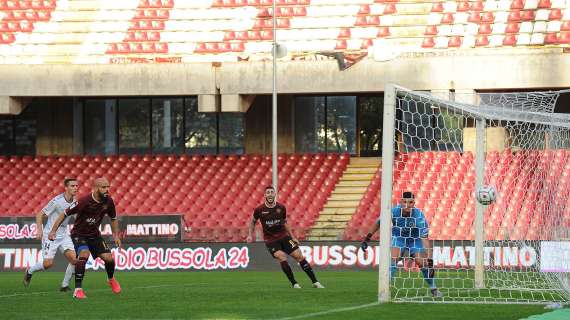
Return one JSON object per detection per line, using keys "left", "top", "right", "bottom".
{"left": 377, "top": 85, "right": 570, "bottom": 304}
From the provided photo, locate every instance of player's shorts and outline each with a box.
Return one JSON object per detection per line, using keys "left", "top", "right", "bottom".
{"left": 41, "top": 234, "right": 75, "bottom": 259}
{"left": 72, "top": 235, "right": 111, "bottom": 259}
{"left": 265, "top": 235, "right": 299, "bottom": 257}
{"left": 391, "top": 236, "right": 426, "bottom": 256}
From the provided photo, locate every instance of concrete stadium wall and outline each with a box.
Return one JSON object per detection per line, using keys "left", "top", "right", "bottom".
{"left": 1, "top": 50, "right": 569, "bottom": 102}
{"left": 2, "top": 50, "right": 569, "bottom": 155}
{"left": 0, "top": 64, "right": 217, "bottom": 97}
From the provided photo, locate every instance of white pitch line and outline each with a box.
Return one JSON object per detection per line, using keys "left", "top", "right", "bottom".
{"left": 0, "top": 282, "right": 209, "bottom": 299}
{"left": 272, "top": 302, "right": 379, "bottom": 320}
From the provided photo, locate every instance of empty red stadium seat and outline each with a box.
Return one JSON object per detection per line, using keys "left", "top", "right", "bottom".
{"left": 383, "top": 3, "right": 396, "bottom": 14}
{"left": 559, "top": 32, "right": 570, "bottom": 44}
{"left": 424, "top": 25, "right": 438, "bottom": 36}
{"left": 470, "top": 1, "right": 484, "bottom": 11}
{"left": 455, "top": 1, "right": 469, "bottom": 11}
{"left": 475, "top": 35, "right": 489, "bottom": 46}
{"left": 521, "top": 10, "right": 536, "bottom": 21}
{"left": 431, "top": 2, "right": 443, "bottom": 12}
{"left": 422, "top": 37, "right": 435, "bottom": 48}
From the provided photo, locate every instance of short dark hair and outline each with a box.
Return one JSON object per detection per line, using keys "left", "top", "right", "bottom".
{"left": 265, "top": 186, "right": 275, "bottom": 191}
{"left": 402, "top": 191, "right": 414, "bottom": 199}
{"left": 64, "top": 178, "right": 77, "bottom": 187}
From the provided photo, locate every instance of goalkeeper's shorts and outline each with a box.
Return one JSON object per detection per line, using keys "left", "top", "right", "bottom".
{"left": 391, "top": 236, "right": 425, "bottom": 256}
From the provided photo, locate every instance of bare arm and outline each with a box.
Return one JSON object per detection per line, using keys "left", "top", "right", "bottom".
{"left": 111, "top": 219, "right": 121, "bottom": 248}
{"left": 419, "top": 212, "right": 431, "bottom": 255}
{"left": 367, "top": 222, "right": 380, "bottom": 237}
{"left": 47, "top": 213, "right": 66, "bottom": 241}
{"left": 35, "top": 212, "right": 46, "bottom": 240}
{"left": 360, "top": 221, "right": 380, "bottom": 251}
{"left": 363, "top": 222, "right": 380, "bottom": 242}
{"left": 284, "top": 223, "right": 298, "bottom": 244}
{"left": 247, "top": 217, "right": 256, "bottom": 243}
{"left": 421, "top": 238, "right": 431, "bottom": 251}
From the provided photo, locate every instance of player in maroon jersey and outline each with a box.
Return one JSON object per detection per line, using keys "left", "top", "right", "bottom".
{"left": 48, "top": 177, "right": 122, "bottom": 299}
{"left": 247, "top": 186, "right": 324, "bottom": 289}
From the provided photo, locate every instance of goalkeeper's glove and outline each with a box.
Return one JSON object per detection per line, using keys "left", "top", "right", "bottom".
{"left": 360, "top": 233, "right": 373, "bottom": 251}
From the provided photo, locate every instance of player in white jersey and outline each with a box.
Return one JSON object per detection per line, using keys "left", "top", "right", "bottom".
{"left": 24, "top": 178, "right": 79, "bottom": 292}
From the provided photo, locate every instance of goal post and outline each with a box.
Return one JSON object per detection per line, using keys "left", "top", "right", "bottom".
{"left": 474, "top": 118, "right": 486, "bottom": 290}
{"left": 379, "top": 84, "right": 397, "bottom": 302}
{"left": 378, "top": 84, "right": 570, "bottom": 304}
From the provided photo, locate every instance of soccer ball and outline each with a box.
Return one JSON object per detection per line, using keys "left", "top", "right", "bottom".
{"left": 476, "top": 185, "right": 497, "bottom": 205}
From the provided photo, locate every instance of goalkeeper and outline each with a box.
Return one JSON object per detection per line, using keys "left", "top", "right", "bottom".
{"left": 360, "top": 191, "right": 442, "bottom": 298}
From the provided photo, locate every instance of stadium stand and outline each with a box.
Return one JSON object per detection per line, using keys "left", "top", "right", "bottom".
{"left": 0, "top": 0, "right": 568, "bottom": 63}
{"left": 343, "top": 149, "right": 570, "bottom": 241}
{"left": 1, "top": 149, "right": 569, "bottom": 241}
{"left": 0, "top": 0, "right": 57, "bottom": 45}
{"left": 0, "top": 153, "right": 349, "bottom": 242}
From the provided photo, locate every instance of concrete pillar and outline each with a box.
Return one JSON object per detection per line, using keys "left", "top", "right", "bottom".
{"left": 454, "top": 89, "right": 479, "bottom": 105}
{"left": 430, "top": 89, "right": 453, "bottom": 101}
{"left": 221, "top": 94, "right": 255, "bottom": 113}
{"left": 456, "top": 88, "right": 508, "bottom": 153}
{"left": 0, "top": 96, "right": 29, "bottom": 115}
{"left": 455, "top": 89, "right": 478, "bottom": 128}
{"left": 198, "top": 94, "right": 218, "bottom": 112}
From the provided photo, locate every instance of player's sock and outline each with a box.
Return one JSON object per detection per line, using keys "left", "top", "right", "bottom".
{"left": 75, "top": 257, "right": 87, "bottom": 288}
{"left": 421, "top": 259, "right": 436, "bottom": 289}
{"left": 28, "top": 261, "right": 44, "bottom": 274}
{"left": 279, "top": 261, "right": 297, "bottom": 285}
{"left": 62, "top": 263, "right": 75, "bottom": 288}
{"left": 299, "top": 259, "right": 318, "bottom": 283}
{"left": 104, "top": 260, "right": 115, "bottom": 280}
{"left": 421, "top": 268, "right": 435, "bottom": 288}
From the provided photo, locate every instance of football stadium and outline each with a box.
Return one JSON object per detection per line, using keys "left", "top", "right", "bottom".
{"left": 1, "top": 0, "right": 570, "bottom": 319}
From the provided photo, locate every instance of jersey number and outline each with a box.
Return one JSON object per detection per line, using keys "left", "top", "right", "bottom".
{"left": 289, "top": 240, "right": 296, "bottom": 248}
{"left": 43, "top": 241, "right": 51, "bottom": 255}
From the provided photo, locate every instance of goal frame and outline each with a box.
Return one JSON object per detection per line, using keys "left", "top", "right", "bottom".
{"left": 378, "top": 84, "right": 570, "bottom": 303}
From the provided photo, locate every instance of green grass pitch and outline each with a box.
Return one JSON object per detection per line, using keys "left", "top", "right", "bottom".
{"left": 0, "top": 271, "right": 556, "bottom": 319}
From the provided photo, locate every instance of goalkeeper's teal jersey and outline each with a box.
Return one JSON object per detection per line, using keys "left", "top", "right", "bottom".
{"left": 378, "top": 206, "right": 429, "bottom": 239}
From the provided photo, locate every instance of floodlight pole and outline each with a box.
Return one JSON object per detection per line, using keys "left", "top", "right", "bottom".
{"left": 271, "top": 0, "right": 278, "bottom": 194}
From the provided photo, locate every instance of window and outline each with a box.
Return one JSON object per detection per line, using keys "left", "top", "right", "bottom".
{"left": 79, "top": 96, "right": 243, "bottom": 156}
{"left": 0, "top": 103, "right": 38, "bottom": 156}
{"left": 185, "top": 97, "right": 217, "bottom": 154}
{"left": 358, "top": 96, "right": 383, "bottom": 157}
{"left": 219, "top": 113, "right": 244, "bottom": 154}
{"left": 326, "top": 96, "right": 356, "bottom": 154}
{"left": 84, "top": 99, "right": 117, "bottom": 155}
{"left": 295, "top": 97, "right": 325, "bottom": 153}
{"left": 0, "top": 118, "right": 13, "bottom": 155}
{"left": 399, "top": 99, "right": 435, "bottom": 152}
{"left": 14, "top": 103, "right": 37, "bottom": 155}
{"left": 118, "top": 99, "right": 150, "bottom": 154}
{"left": 295, "top": 96, "right": 356, "bottom": 154}
{"left": 435, "top": 108, "right": 464, "bottom": 151}
{"left": 152, "top": 98, "right": 184, "bottom": 154}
